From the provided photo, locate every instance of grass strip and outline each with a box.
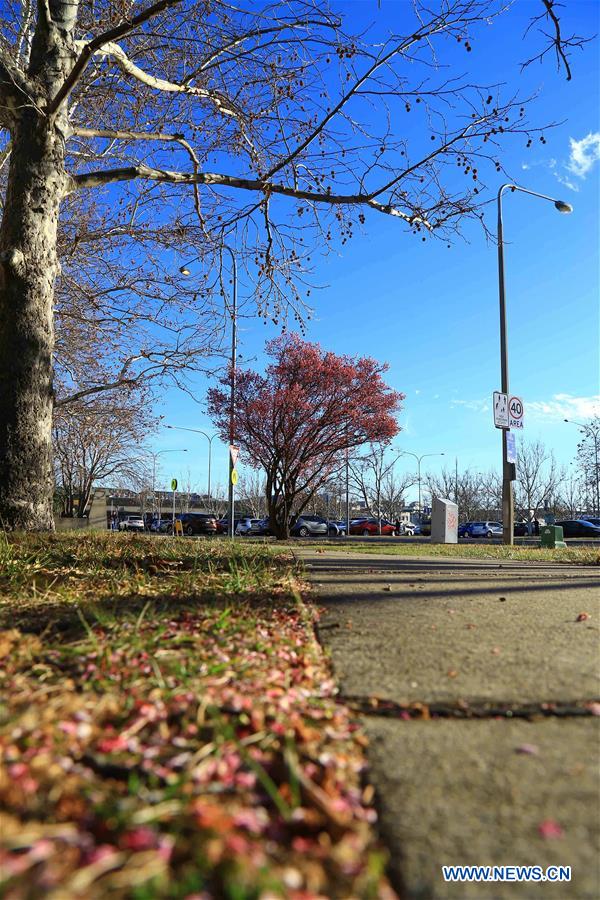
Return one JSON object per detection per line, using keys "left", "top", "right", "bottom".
{"left": 292, "top": 539, "right": 599, "bottom": 565}
{"left": 0, "top": 533, "right": 394, "bottom": 899}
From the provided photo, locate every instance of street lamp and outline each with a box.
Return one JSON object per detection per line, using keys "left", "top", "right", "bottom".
{"left": 165, "top": 425, "right": 218, "bottom": 509}
{"left": 150, "top": 449, "right": 188, "bottom": 516}
{"left": 396, "top": 450, "right": 445, "bottom": 520}
{"left": 497, "top": 184, "right": 572, "bottom": 544}
{"left": 564, "top": 418, "right": 600, "bottom": 514}
{"left": 180, "top": 244, "right": 237, "bottom": 538}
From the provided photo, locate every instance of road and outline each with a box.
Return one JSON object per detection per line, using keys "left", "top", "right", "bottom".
{"left": 297, "top": 548, "right": 600, "bottom": 900}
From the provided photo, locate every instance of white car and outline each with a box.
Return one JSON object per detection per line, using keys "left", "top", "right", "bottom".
{"left": 401, "top": 522, "right": 419, "bottom": 536}
{"left": 118, "top": 516, "right": 145, "bottom": 532}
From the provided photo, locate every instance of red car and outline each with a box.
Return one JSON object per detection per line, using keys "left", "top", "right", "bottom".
{"left": 350, "top": 517, "right": 397, "bottom": 536}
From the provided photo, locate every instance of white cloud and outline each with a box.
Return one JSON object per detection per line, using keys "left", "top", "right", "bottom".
{"left": 555, "top": 172, "right": 580, "bottom": 193}
{"left": 526, "top": 393, "right": 600, "bottom": 423}
{"left": 554, "top": 132, "right": 600, "bottom": 192}
{"left": 566, "top": 132, "right": 600, "bottom": 178}
{"left": 450, "top": 398, "right": 489, "bottom": 414}
{"left": 450, "top": 394, "right": 599, "bottom": 423}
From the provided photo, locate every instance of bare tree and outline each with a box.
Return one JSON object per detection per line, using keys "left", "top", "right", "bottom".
{"left": 514, "top": 439, "right": 564, "bottom": 523}
{"left": 237, "top": 472, "right": 267, "bottom": 519}
{"left": 426, "top": 466, "right": 489, "bottom": 521}
{"left": 0, "top": 0, "right": 587, "bottom": 529}
{"left": 574, "top": 416, "right": 600, "bottom": 515}
{"left": 53, "top": 389, "right": 154, "bottom": 517}
{"left": 556, "top": 472, "right": 585, "bottom": 519}
{"left": 210, "top": 483, "right": 228, "bottom": 520}
{"left": 349, "top": 444, "right": 406, "bottom": 531}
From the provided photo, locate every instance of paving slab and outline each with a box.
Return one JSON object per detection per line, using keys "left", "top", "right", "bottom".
{"left": 303, "top": 551, "right": 600, "bottom": 704}
{"left": 296, "top": 550, "right": 600, "bottom": 900}
{"left": 367, "top": 718, "right": 600, "bottom": 900}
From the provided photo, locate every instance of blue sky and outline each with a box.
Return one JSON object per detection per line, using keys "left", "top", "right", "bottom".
{"left": 151, "top": 1, "right": 599, "bottom": 501}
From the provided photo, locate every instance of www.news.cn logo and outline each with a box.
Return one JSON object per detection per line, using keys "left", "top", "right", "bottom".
{"left": 442, "top": 865, "right": 571, "bottom": 883}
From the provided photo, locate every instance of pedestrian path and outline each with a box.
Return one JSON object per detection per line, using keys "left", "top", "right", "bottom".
{"left": 297, "top": 549, "right": 600, "bottom": 899}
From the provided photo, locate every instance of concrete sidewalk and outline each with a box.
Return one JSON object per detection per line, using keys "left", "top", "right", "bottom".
{"left": 297, "top": 549, "right": 600, "bottom": 900}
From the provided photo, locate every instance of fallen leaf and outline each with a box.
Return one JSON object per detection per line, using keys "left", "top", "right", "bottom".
{"left": 515, "top": 743, "right": 538, "bottom": 755}
{"left": 538, "top": 819, "right": 564, "bottom": 839}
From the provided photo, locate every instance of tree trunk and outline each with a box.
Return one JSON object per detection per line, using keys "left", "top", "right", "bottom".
{"left": 0, "top": 117, "right": 65, "bottom": 530}
{"left": 267, "top": 489, "right": 291, "bottom": 540}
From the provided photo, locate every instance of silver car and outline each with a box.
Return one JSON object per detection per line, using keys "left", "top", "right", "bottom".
{"left": 235, "top": 517, "right": 264, "bottom": 535}
{"left": 470, "top": 521, "right": 502, "bottom": 538}
{"left": 291, "top": 515, "right": 328, "bottom": 537}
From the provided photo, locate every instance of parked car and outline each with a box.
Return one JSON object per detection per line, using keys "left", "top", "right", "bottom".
{"left": 349, "top": 517, "right": 396, "bottom": 536}
{"left": 401, "top": 522, "right": 419, "bottom": 536}
{"left": 458, "top": 522, "right": 475, "bottom": 537}
{"left": 235, "top": 517, "right": 266, "bottom": 536}
{"left": 118, "top": 516, "right": 145, "bottom": 532}
{"left": 469, "top": 521, "right": 503, "bottom": 538}
{"left": 150, "top": 518, "right": 172, "bottom": 533}
{"left": 554, "top": 519, "right": 600, "bottom": 538}
{"left": 580, "top": 516, "right": 600, "bottom": 527}
{"left": 177, "top": 513, "right": 218, "bottom": 536}
{"left": 290, "top": 515, "right": 329, "bottom": 537}
{"left": 327, "top": 520, "right": 347, "bottom": 536}
{"left": 419, "top": 518, "right": 431, "bottom": 536}
{"left": 256, "top": 518, "right": 272, "bottom": 536}
{"left": 513, "top": 521, "right": 530, "bottom": 536}
{"left": 157, "top": 518, "right": 175, "bottom": 533}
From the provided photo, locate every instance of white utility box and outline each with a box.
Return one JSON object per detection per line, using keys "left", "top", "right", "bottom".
{"left": 431, "top": 497, "right": 458, "bottom": 544}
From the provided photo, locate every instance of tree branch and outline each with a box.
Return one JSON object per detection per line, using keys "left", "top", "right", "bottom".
{"left": 47, "top": 0, "right": 184, "bottom": 116}
{"left": 74, "top": 39, "right": 259, "bottom": 162}
{"left": 0, "top": 49, "right": 35, "bottom": 126}
{"left": 70, "top": 126, "right": 201, "bottom": 170}
{"left": 521, "top": 0, "right": 593, "bottom": 82}
{"left": 66, "top": 165, "right": 430, "bottom": 226}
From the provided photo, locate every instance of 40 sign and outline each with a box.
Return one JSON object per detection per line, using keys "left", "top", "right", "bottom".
{"left": 508, "top": 395, "right": 524, "bottom": 430}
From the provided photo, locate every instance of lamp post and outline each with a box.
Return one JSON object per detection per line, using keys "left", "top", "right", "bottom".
{"left": 150, "top": 449, "right": 188, "bottom": 517}
{"left": 180, "top": 244, "right": 237, "bottom": 538}
{"left": 165, "top": 425, "right": 218, "bottom": 509}
{"left": 564, "top": 418, "right": 600, "bottom": 515}
{"left": 397, "top": 451, "right": 445, "bottom": 520}
{"left": 497, "top": 184, "right": 572, "bottom": 545}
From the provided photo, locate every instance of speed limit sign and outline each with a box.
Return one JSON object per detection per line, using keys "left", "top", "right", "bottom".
{"left": 508, "top": 395, "right": 524, "bottom": 429}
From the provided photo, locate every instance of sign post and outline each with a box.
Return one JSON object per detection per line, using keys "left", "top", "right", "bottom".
{"left": 171, "top": 478, "right": 178, "bottom": 533}
{"left": 508, "top": 395, "right": 524, "bottom": 430}
{"left": 506, "top": 431, "right": 517, "bottom": 465}
{"left": 228, "top": 446, "right": 239, "bottom": 539}
{"left": 493, "top": 392, "right": 509, "bottom": 429}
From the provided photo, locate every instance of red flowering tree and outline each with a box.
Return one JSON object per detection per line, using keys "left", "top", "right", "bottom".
{"left": 208, "top": 335, "right": 403, "bottom": 539}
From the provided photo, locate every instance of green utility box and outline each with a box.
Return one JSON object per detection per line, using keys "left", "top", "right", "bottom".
{"left": 540, "top": 525, "right": 567, "bottom": 549}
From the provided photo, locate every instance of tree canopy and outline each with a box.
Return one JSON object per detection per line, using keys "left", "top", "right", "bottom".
{"left": 207, "top": 333, "right": 403, "bottom": 537}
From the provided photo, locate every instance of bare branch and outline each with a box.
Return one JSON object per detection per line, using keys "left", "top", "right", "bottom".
{"left": 521, "top": 0, "right": 593, "bottom": 81}
{"left": 0, "top": 49, "right": 35, "bottom": 126}
{"left": 47, "top": 0, "right": 184, "bottom": 116}
{"left": 66, "top": 165, "right": 430, "bottom": 226}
